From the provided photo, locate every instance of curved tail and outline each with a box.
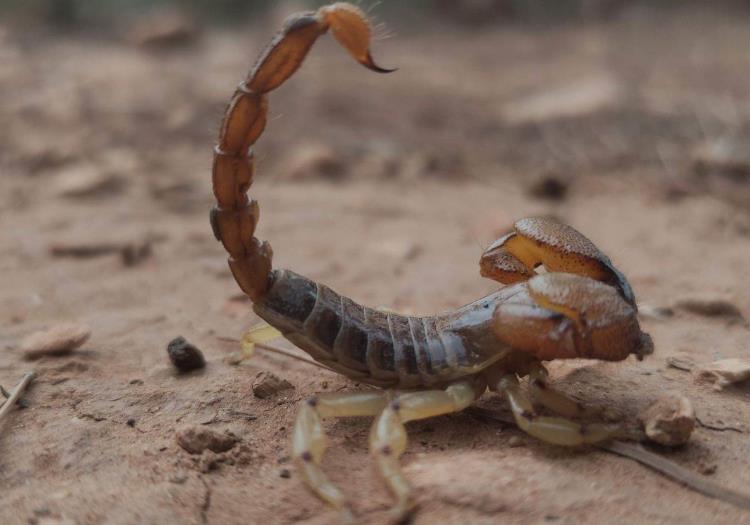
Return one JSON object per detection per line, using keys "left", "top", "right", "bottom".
{"left": 210, "top": 3, "right": 393, "bottom": 301}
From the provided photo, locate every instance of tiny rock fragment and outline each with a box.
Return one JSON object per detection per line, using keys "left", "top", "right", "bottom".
{"left": 167, "top": 337, "right": 206, "bottom": 372}
{"left": 639, "top": 394, "right": 695, "bottom": 446}
{"left": 129, "top": 9, "right": 199, "bottom": 48}
{"left": 281, "top": 144, "right": 345, "bottom": 181}
{"left": 53, "top": 164, "right": 125, "bottom": 199}
{"left": 176, "top": 426, "right": 239, "bottom": 455}
{"left": 695, "top": 358, "right": 750, "bottom": 390}
{"left": 21, "top": 323, "right": 91, "bottom": 360}
{"left": 639, "top": 304, "right": 675, "bottom": 322}
{"left": 49, "top": 241, "right": 120, "bottom": 259}
{"left": 120, "top": 240, "right": 152, "bottom": 267}
{"left": 692, "top": 135, "right": 750, "bottom": 180}
{"left": 526, "top": 172, "right": 569, "bottom": 201}
{"left": 252, "top": 371, "right": 294, "bottom": 399}
{"left": 500, "top": 74, "right": 622, "bottom": 124}
{"left": 674, "top": 297, "right": 744, "bottom": 320}
{"left": 666, "top": 355, "right": 695, "bottom": 373}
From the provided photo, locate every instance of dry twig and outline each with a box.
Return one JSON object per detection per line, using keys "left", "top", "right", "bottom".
{"left": 467, "top": 406, "right": 750, "bottom": 511}
{"left": 0, "top": 372, "right": 35, "bottom": 426}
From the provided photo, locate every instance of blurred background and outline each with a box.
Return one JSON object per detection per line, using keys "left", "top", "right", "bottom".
{"left": 2, "top": 1, "right": 750, "bottom": 524}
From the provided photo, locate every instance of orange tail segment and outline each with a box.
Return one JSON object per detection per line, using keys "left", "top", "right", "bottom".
{"left": 210, "top": 4, "right": 393, "bottom": 301}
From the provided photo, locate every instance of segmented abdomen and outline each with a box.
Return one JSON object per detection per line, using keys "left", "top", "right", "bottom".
{"left": 253, "top": 270, "right": 475, "bottom": 388}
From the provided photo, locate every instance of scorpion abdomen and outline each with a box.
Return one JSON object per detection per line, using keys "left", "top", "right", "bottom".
{"left": 253, "top": 270, "right": 480, "bottom": 388}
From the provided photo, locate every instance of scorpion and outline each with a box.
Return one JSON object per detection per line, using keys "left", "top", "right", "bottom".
{"left": 209, "top": 3, "right": 654, "bottom": 521}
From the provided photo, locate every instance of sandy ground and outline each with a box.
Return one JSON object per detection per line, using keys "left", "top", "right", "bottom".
{"left": 2, "top": 4, "right": 750, "bottom": 524}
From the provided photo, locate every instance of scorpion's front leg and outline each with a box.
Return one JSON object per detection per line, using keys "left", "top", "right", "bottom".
{"left": 528, "top": 363, "right": 596, "bottom": 418}
{"left": 292, "top": 391, "right": 388, "bottom": 521}
{"left": 369, "top": 380, "right": 484, "bottom": 518}
{"left": 490, "top": 373, "right": 619, "bottom": 446}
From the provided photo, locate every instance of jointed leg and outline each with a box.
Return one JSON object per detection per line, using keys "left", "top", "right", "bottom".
{"left": 292, "top": 391, "right": 388, "bottom": 521}
{"left": 496, "top": 374, "right": 619, "bottom": 446}
{"left": 528, "top": 363, "right": 592, "bottom": 419}
{"left": 369, "top": 380, "right": 482, "bottom": 518}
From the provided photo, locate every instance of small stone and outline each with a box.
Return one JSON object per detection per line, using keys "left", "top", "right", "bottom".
{"left": 252, "top": 371, "right": 294, "bottom": 399}
{"left": 527, "top": 173, "right": 569, "bottom": 201}
{"left": 167, "top": 337, "right": 205, "bottom": 372}
{"left": 700, "top": 463, "right": 718, "bottom": 476}
{"left": 639, "top": 304, "right": 675, "bottom": 322}
{"left": 21, "top": 323, "right": 91, "bottom": 360}
{"left": 666, "top": 355, "right": 695, "bottom": 373}
{"left": 692, "top": 135, "right": 750, "bottom": 180}
{"left": 120, "top": 240, "right": 152, "bottom": 267}
{"left": 280, "top": 144, "right": 345, "bottom": 181}
{"left": 129, "top": 8, "right": 198, "bottom": 48}
{"left": 175, "top": 426, "right": 239, "bottom": 455}
{"left": 507, "top": 436, "right": 524, "bottom": 448}
{"left": 695, "top": 358, "right": 750, "bottom": 390}
{"left": 126, "top": 418, "right": 136, "bottom": 427}
{"left": 279, "top": 468, "right": 291, "bottom": 479}
{"left": 169, "top": 473, "right": 188, "bottom": 484}
{"left": 53, "top": 164, "right": 124, "bottom": 199}
{"left": 674, "top": 297, "right": 744, "bottom": 320}
{"left": 639, "top": 394, "right": 695, "bottom": 447}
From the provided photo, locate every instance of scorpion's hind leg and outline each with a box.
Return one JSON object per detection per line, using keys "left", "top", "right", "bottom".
{"left": 369, "top": 380, "right": 484, "bottom": 519}
{"left": 492, "top": 374, "right": 619, "bottom": 446}
{"left": 292, "top": 391, "right": 389, "bottom": 522}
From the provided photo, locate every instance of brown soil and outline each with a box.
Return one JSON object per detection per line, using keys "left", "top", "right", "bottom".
{"left": 2, "top": 4, "right": 750, "bottom": 524}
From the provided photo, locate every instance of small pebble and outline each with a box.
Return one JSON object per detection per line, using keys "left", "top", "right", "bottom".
{"left": 170, "top": 473, "right": 189, "bottom": 484}
{"left": 695, "top": 358, "right": 750, "bottom": 390}
{"left": 527, "top": 172, "right": 569, "bottom": 201}
{"left": 175, "top": 426, "right": 239, "bottom": 455}
{"left": 280, "top": 143, "right": 345, "bottom": 181}
{"left": 638, "top": 394, "right": 695, "bottom": 447}
{"left": 126, "top": 418, "right": 136, "bottom": 427}
{"left": 666, "top": 355, "right": 695, "bottom": 372}
{"left": 21, "top": 323, "right": 91, "bottom": 360}
{"left": 279, "top": 468, "right": 291, "bottom": 479}
{"left": 507, "top": 436, "right": 524, "bottom": 448}
{"left": 252, "top": 371, "right": 294, "bottom": 399}
{"left": 167, "top": 336, "right": 205, "bottom": 372}
{"left": 639, "top": 304, "right": 675, "bottom": 322}
{"left": 674, "top": 297, "right": 743, "bottom": 320}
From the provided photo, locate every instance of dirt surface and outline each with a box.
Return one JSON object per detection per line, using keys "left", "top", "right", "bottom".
{"left": 2, "top": 4, "right": 750, "bottom": 524}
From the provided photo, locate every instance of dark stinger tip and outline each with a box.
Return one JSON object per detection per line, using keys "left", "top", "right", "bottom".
{"left": 363, "top": 52, "right": 397, "bottom": 74}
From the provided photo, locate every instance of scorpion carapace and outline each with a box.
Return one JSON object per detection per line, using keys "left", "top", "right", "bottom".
{"left": 210, "top": 3, "right": 654, "bottom": 521}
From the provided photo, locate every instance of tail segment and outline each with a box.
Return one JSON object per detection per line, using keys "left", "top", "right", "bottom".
{"left": 210, "top": 4, "right": 393, "bottom": 302}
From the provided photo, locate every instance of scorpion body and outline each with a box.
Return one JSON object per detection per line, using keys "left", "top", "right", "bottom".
{"left": 210, "top": 3, "right": 654, "bottom": 521}
{"left": 255, "top": 269, "right": 525, "bottom": 389}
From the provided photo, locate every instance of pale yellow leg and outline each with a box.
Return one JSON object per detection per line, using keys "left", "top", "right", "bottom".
{"left": 528, "top": 363, "right": 590, "bottom": 418}
{"left": 498, "top": 375, "right": 618, "bottom": 446}
{"left": 369, "top": 381, "right": 482, "bottom": 518}
{"left": 292, "top": 391, "right": 389, "bottom": 522}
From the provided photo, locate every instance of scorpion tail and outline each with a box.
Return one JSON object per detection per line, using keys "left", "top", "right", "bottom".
{"left": 210, "top": 3, "right": 393, "bottom": 302}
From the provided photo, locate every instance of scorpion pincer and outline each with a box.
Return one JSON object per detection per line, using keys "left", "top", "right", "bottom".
{"left": 209, "top": 2, "right": 654, "bottom": 521}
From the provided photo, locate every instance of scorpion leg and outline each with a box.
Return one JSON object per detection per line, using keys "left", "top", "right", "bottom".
{"left": 528, "top": 363, "right": 594, "bottom": 419}
{"left": 369, "top": 380, "right": 483, "bottom": 518}
{"left": 292, "top": 391, "right": 388, "bottom": 521}
{"left": 495, "top": 374, "right": 619, "bottom": 446}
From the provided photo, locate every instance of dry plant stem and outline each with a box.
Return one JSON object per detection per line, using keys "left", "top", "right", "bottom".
{"left": 0, "top": 372, "right": 35, "bottom": 425}
{"left": 217, "top": 336, "right": 335, "bottom": 372}
{"left": 467, "top": 407, "right": 750, "bottom": 512}
{"left": 602, "top": 441, "right": 750, "bottom": 511}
